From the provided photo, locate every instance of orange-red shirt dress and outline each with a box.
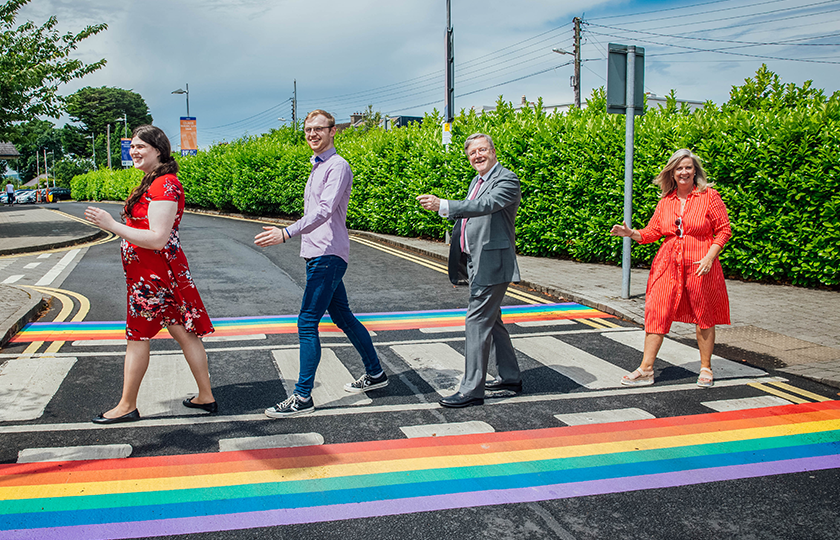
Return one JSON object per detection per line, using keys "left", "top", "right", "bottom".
{"left": 121, "top": 174, "right": 214, "bottom": 341}
{"left": 638, "top": 187, "right": 732, "bottom": 334}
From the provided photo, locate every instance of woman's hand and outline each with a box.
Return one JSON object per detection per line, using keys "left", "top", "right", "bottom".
{"left": 610, "top": 221, "right": 635, "bottom": 238}
{"left": 695, "top": 244, "right": 723, "bottom": 276}
{"left": 84, "top": 206, "right": 118, "bottom": 232}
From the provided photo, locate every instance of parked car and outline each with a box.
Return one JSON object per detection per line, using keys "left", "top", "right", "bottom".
{"left": 16, "top": 190, "right": 37, "bottom": 204}
{"left": 49, "top": 187, "right": 72, "bottom": 201}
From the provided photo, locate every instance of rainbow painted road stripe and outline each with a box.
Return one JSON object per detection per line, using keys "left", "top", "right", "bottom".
{"left": 10, "top": 302, "right": 612, "bottom": 343}
{"left": 1, "top": 401, "right": 839, "bottom": 539}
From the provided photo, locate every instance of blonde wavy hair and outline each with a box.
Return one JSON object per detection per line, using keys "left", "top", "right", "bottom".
{"left": 653, "top": 149, "right": 711, "bottom": 198}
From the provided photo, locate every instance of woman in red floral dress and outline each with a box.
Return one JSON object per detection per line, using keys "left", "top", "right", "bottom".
{"left": 84, "top": 125, "right": 217, "bottom": 423}
{"left": 610, "top": 149, "right": 732, "bottom": 388}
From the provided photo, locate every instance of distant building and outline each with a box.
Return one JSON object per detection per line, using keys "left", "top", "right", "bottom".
{"left": 336, "top": 113, "right": 424, "bottom": 133}
{"left": 0, "top": 142, "right": 21, "bottom": 160}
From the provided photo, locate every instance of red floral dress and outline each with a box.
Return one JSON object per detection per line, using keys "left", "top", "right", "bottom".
{"left": 638, "top": 187, "right": 732, "bottom": 334}
{"left": 122, "top": 174, "right": 214, "bottom": 340}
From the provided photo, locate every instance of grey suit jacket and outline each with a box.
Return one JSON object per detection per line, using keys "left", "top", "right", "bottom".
{"left": 447, "top": 164, "right": 521, "bottom": 287}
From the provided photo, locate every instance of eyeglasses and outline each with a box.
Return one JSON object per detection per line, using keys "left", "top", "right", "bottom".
{"left": 304, "top": 126, "right": 333, "bottom": 134}
{"left": 468, "top": 147, "right": 491, "bottom": 158}
{"left": 675, "top": 217, "right": 684, "bottom": 238}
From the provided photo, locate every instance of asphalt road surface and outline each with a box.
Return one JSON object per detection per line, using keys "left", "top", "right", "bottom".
{"left": 1, "top": 203, "right": 838, "bottom": 540}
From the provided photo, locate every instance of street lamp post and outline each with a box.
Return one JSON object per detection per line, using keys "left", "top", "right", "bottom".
{"left": 552, "top": 46, "right": 580, "bottom": 108}
{"left": 171, "top": 83, "right": 190, "bottom": 117}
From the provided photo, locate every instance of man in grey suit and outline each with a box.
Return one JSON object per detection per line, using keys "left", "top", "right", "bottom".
{"left": 417, "top": 133, "right": 522, "bottom": 408}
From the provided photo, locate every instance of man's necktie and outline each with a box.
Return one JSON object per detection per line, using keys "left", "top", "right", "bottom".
{"left": 460, "top": 177, "right": 485, "bottom": 253}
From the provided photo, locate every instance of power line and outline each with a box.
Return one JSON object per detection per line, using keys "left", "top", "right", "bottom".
{"left": 589, "top": 23, "right": 840, "bottom": 47}
{"left": 587, "top": 29, "right": 840, "bottom": 64}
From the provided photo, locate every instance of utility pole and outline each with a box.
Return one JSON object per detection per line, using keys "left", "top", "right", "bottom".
{"left": 445, "top": 0, "right": 454, "bottom": 124}
{"left": 442, "top": 0, "right": 454, "bottom": 146}
{"left": 106, "top": 124, "right": 112, "bottom": 169}
{"left": 292, "top": 79, "right": 298, "bottom": 131}
{"left": 573, "top": 17, "right": 582, "bottom": 108}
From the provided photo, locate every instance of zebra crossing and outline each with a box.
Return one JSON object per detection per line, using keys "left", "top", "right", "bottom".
{"left": 0, "top": 321, "right": 771, "bottom": 425}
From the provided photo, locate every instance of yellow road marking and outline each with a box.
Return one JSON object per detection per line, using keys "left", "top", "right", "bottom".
{"left": 351, "top": 236, "right": 556, "bottom": 304}
{"left": 45, "top": 208, "right": 98, "bottom": 227}
{"left": 748, "top": 382, "right": 808, "bottom": 404}
{"left": 19, "top": 286, "right": 91, "bottom": 355}
{"left": 766, "top": 381, "right": 831, "bottom": 402}
{"left": 596, "top": 318, "right": 621, "bottom": 328}
{"left": 576, "top": 318, "right": 608, "bottom": 329}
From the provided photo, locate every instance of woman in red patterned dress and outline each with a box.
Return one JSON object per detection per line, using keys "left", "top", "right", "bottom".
{"left": 84, "top": 125, "right": 217, "bottom": 423}
{"left": 610, "top": 149, "right": 732, "bottom": 388}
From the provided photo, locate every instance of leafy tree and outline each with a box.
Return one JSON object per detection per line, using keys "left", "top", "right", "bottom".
{"left": 724, "top": 64, "right": 833, "bottom": 112}
{"left": 0, "top": 0, "right": 107, "bottom": 141}
{"left": 11, "top": 118, "right": 63, "bottom": 182}
{"left": 361, "top": 104, "right": 382, "bottom": 131}
{"left": 52, "top": 156, "right": 90, "bottom": 186}
{"left": 65, "top": 86, "right": 152, "bottom": 136}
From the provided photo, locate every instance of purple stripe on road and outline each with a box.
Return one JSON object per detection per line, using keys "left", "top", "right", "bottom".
{"left": 3, "top": 454, "right": 838, "bottom": 540}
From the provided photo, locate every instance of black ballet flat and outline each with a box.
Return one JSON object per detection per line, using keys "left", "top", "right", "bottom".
{"left": 92, "top": 409, "right": 140, "bottom": 424}
{"left": 183, "top": 397, "right": 218, "bottom": 414}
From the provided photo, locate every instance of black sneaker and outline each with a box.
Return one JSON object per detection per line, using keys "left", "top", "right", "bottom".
{"left": 344, "top": 372, "right": 389, "bottom": 394}
{"left": 264, "top": 394, "right": 314, "bottom": 418}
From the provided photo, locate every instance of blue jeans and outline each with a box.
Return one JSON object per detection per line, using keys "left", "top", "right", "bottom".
{"left": 295, "top": 255, "right": 382, "bottom": 398}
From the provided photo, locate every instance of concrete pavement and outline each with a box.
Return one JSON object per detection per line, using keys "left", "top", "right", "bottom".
{"left": 2, "top": 203, "right": 840, "bottom": 389}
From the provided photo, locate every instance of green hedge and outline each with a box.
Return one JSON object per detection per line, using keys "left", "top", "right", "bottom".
{"left": 71, "top": 68, "right": 840, "bottom": 287}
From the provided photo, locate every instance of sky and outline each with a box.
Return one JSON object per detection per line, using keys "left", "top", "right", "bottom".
{"left": 15, "top": 0, "right": 840, "bottom": 151}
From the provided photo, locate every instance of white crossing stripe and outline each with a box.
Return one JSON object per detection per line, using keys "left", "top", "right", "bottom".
{"left": 219, "top": 433, "right": 324, "bottom": 452}
{"left": 37, "top": 254, "right": 52, "bottom": 259}
{"left": 390, "top": 342, "right": 466, "bottom": 395}
{"left": 0, "top": 356, "right": 77, "bottom": 421}
{"left": 73, "top": 340, "right": 127, "bottom": 347}
{"left": 136, "top": 354, "right": 201, "bottom": 417}
{"left": 555, "top": 408, "right": 655, "bottom": 426}
{"left": 203, "top": 334, "right": 266, "bottom": 342}
{"left": 23, "top": 262, "right": 41, "bottom": 269}
{"left": 271, "top": 348, "right": 372, "bottom": 408}
{"left": 35, "top": 248, "right": 80, "bottom": 286}
{"left": 515, "top": 320, "right": 575, "bottom": 328}
{"left": 17, "top": 444, "right": 132, "bottom": 463}
{"left": 400, "top": 421, "right": 495, "bottom": 439}
{"left": 2, "top": 275, "right": 23, "bottom": 284}
{"left": 701, "top": 395, "right": 792, "bottom": 412}
{"left": 321, "top": 330, "right": 376, "bottom": 338}
{"left": 418, "top": 326, "right": 466, "bottom": 334}
{"left": 512, "top": 336, "right": 629, "bottom": 389}
{"left": 603, "top": 329, "right": 766, "bottom": 378}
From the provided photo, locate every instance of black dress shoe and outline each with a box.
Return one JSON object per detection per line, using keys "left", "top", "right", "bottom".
{"left": 183, "top": 397, "right": 218, "bottom": 414}
{"left": 485, "top": 378, "right": 523, "bottom": 393}
{"left": 92, "top": 409, "right": 140, "bottom": 424}
{"left": 439, "top": 392, "right": 484, "bottom": 408}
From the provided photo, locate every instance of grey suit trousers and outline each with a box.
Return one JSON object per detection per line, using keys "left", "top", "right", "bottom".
{"left": 459, "top": 257, "right": 521, "bottom": 398}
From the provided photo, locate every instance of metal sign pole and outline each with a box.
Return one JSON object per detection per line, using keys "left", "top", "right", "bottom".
{"left": 621, "top": 46, "right": 636, "bottom": 299}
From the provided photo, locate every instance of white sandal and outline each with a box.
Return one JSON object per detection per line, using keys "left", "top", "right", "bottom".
{"left": 697, "top": 367, "right": 714, "bottom": 388}
{"left": 621, "top": 368, "right": 654, "bottom": 387}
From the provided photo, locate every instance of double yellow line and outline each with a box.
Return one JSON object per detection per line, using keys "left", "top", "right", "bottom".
{"left": 749, "top": 381, "right": 832, "bottom": 404}
{"left": 19, "top": 286, "right": 90, "bottom": 356}
{"left": 350, "top": 235, "right": 550, "bottom": 305}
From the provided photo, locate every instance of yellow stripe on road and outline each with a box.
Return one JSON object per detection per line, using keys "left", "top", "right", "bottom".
{"left": 766, "top": 381, "right": 831, "bottom": 402}
{"left": 748, "top": 382, "right": 809, "bottom": 404}
{"left": 351, "top": 236, "right": 554, "bottom": 304}
{"left": 20, "top": 286, "right": 91, "bottom": 355}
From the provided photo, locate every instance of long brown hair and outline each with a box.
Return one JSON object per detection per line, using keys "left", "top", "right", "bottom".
{"left": 123, "top": 125, "right": 179, "bottom": 218}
